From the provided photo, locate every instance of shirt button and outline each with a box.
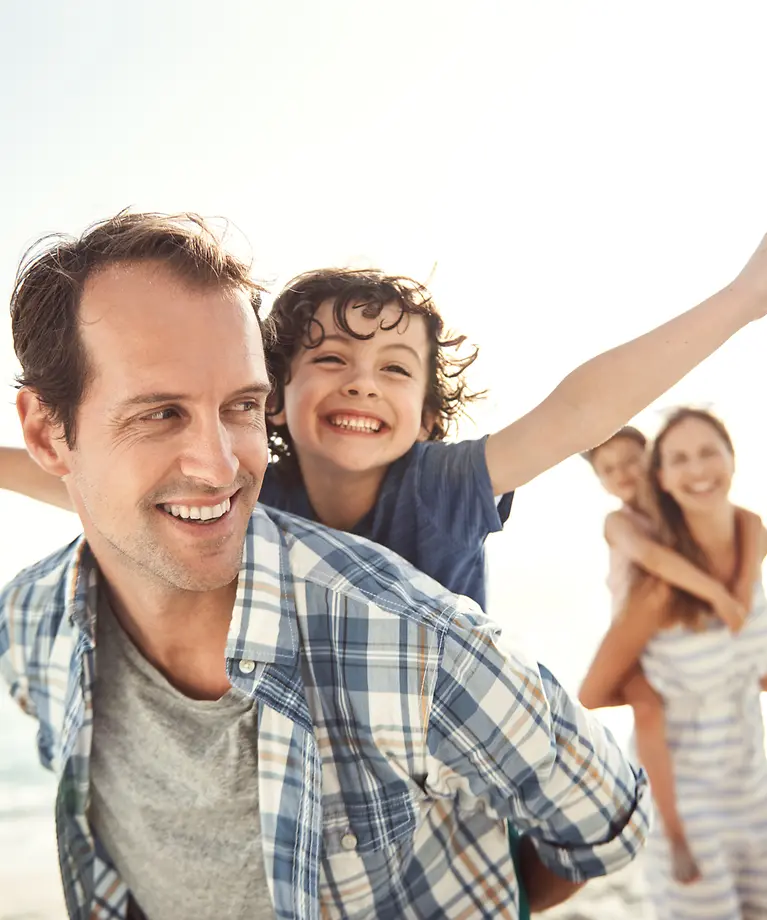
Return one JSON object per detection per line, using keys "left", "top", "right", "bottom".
{"left": 341, "top": 832, "right": 357, "bottom": 851}
{"left": 239, "top": 659, "right": 256, "bottom": 674}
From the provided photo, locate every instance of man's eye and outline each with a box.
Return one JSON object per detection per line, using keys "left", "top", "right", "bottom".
{"left": 145, "top": 408, "right": 178, "bottom": 421}
{"left": 385, "top": 364, "right": 411, "bottom": 377}
{"left": 231, "top": 400, "right": 262, "bottom": 413}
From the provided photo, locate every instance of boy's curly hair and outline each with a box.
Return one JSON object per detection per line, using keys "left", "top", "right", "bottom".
{"left": 266, "top": 268, "right": 484, "bottom": 475}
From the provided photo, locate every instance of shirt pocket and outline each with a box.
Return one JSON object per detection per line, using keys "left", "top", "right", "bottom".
{"left": 320, "top": 790, "right": 417, "bottom": 917}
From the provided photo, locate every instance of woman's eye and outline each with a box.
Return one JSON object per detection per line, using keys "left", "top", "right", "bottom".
{"left": 385, "top": 364, "right": 411, "bottom": 377}
{"left": 313, "top": 354, "right": 344, "bottom": 365}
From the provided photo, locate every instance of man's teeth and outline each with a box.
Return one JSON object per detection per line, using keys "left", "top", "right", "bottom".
{"left": 329, "top": 415, "right": 382, "bottom": 432}
{"left": 162, "top": 498, "right": 231, "bottom": 521}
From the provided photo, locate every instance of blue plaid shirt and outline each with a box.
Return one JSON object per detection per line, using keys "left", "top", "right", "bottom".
{"left": 0, "top": 505, "right": 649, "bottom": 919}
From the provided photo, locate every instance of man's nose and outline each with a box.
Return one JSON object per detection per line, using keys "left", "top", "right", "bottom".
{"left": 178, "top": 417, "right": 239, "bottom": 487}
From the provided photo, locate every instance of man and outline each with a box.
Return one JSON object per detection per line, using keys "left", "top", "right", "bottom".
{"left": 1, "top": 212, "right": 649, "bottom": 919}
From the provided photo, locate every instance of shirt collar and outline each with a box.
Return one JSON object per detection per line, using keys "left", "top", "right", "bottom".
{"left": 226, "top": 505, "right": 299, "bottom": 666}
{"left": 63, "top": 506, "right": 299, "bottom": 666}
{"left": 64, "top": 537, "right": 99, "bottom": 647}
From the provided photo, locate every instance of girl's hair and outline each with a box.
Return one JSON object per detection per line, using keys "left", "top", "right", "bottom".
{"left": 647, "top": 407, "right": 735, "bottom": 626}
{"left": 581, "top": 425, "right": 647, "bottom": 466}
{"left": 265, "top": 268, "right": 484, "bottom": 476}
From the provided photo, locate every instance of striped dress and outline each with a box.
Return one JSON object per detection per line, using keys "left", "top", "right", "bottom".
{"left": 641, "top": 582, "right": 767, "bottom": 919}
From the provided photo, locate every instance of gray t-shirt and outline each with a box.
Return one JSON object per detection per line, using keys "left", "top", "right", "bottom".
{"left": 89, "top": 593, "right": 273, "bottom": 920}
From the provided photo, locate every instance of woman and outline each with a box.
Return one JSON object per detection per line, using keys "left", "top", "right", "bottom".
{"left": 580, "top": 408, "right": 767, "bottom": 919}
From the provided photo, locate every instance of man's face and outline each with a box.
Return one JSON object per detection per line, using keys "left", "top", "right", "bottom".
{"left": 273, "top": 300, "right": 432, "bottom": 478}
{"left": 60, "top": 262, "right": 270, "bottom": 593}
{"left": 591, "top": 437, "right": 646, "bottom": 504}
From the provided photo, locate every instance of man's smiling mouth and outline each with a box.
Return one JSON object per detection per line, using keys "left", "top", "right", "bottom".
{"left": 160, "top": 496, "right": 232, "bottom": 523}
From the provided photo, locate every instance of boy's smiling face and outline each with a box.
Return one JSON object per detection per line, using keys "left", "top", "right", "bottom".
{"left": 591, "top": 436, "right": 647, "bottom": 505}
{"left": 272, "top": 299, "right": 433, "bottom": 479}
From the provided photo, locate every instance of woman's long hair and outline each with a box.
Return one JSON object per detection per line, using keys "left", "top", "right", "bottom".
{"left": 646, "top": 408, "right": 735, "bottom": 627}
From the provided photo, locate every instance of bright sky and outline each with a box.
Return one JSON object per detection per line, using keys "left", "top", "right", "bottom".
{"left": 2, "top": 0, "right": 767, "bottom": 700}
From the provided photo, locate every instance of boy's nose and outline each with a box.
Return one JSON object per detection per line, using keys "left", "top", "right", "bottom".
{"left": 342, "top": 370, "right": 379, "bottom": 398}
{"left": 344, "top": 383, "right": 378, "bottom": 397}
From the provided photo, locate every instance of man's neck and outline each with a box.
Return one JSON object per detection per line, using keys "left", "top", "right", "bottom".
{"left": 94, "top": 551, "right": 237, "bottom": 701}
{"left": 299, "top": 461, "right": 387, "bottom": 532}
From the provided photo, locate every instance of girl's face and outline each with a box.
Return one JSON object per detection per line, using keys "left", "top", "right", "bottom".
{"left": 656, "top": 417, "right": 734, "bottom": 514}
{"left": 592, "top": 437, "right": 646, "bottom": 505}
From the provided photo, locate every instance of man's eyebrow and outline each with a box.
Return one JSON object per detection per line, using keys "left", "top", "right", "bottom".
{"left": 319, "top": 334, "right": 423, "bottom": 364}
{"left": 115, "top": 381, "right": 272, "bottom": 412}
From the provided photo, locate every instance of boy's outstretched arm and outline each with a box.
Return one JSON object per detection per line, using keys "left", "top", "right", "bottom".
{"left": 605, "top": 511, "right": 746, "bottom": 632}
{"left": 0, "top": 447, "right": 72, "bottom": 510}
{"left": 485, "top": 233, "right": 767, "bottom": 495}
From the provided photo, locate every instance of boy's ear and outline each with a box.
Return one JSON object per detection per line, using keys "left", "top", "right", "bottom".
{"left": 418, "top": 409, "right": 437, "bottom": 442}
{"left": 267, "top": 393, "right": 287, "bottom": 427}
{"left": 17, "top": 388, "right": 72, "bottom": 477}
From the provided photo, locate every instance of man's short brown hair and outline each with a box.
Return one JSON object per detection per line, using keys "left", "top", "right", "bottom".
{"left": 11, "top": 211, "right": 266, "bottom": 447}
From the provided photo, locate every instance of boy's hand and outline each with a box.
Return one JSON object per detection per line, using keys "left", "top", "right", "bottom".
{"left": 710, "top": 586, "right": 747, "bottom": 634}
{"left": 731, "top": 232, "right": 767, "bottom": 320}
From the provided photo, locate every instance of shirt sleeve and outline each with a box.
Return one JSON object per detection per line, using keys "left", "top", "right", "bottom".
{"left": 0, "top": 580, "right": 38, "bottom": 718}
{"left": 414, "top": 438, "right": 513, "bottom": 547}
{"left": 424, "top": 602, "right": 650, "bottom": 882}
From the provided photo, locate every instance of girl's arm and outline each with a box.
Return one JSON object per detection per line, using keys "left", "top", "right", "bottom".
{"left": 579, "top": 578, "right": 672, "bottom": 710}
{"left": 0, "top": 447, "right": 72, "bottom": 510}
{"left": 732, "top": 509, "right": 766, "bottom": 609}
{"left": 485, "top": 233, "right": 767, "bottom": 496}
{"left": 605, "top": 510, "right": 746, "bottom": 632}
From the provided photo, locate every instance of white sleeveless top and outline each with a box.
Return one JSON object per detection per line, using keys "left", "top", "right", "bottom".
{"left": 605, "top": 504, "right": 657, "bottom": 618}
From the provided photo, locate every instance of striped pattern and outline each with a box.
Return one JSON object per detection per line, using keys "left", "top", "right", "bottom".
{"left": 1, "top": 506, "right": 649, "bottom": 919}
{"left": 642, "top": 583, "right": 767, "bottom": 919}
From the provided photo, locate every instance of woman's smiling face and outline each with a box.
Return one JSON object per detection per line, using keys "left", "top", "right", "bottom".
{"left": 656, "top": 416, "right": 735, "bottom": 513}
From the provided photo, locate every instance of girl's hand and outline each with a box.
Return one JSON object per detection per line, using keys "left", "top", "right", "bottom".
{"left": 710, "top": 586, "right": 747, "bottom": 634}
{"left": 732, "top": 577, "right": 754, "bottom": 615}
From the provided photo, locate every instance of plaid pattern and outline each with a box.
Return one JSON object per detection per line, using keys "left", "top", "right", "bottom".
{"left": 1, "top": 505, "right": 649, "bottom": 919}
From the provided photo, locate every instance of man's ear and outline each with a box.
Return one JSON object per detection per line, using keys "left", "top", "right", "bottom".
{"left": 16, "top": 388, "right": 72, "bottom": 477}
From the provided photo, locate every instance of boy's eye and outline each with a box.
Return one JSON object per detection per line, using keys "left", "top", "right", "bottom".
{"left": 385, "top": 364, "right": 411, "bottom": 377}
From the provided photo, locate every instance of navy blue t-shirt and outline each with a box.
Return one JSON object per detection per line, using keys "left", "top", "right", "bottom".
{"left": 258, "top": 436, "right": 513, "bottom": 609}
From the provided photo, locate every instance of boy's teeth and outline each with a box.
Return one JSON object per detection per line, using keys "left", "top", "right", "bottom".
{"left": 329, "top": 415, "right": 382, "bottom": 432}
{"left": 162, "top": 498, "right": 231, "bottom": 522}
